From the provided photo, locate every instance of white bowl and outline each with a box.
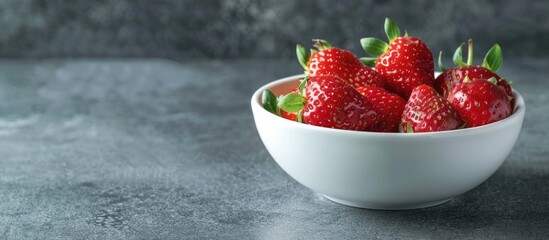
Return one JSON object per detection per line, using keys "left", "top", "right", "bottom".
{"left": 251, "top": 74, "right": 525, "bottom": 210}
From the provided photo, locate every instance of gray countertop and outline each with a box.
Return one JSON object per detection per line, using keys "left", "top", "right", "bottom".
{"left": 0, "top": 59, "right": 547, "bottom": 239}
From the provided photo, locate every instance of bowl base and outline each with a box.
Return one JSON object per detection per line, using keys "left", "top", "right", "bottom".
{"left": 322, "top": 195, "right": 452, "bottom": 210}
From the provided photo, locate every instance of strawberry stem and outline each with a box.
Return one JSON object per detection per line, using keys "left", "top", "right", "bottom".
{"left": 312, "top": 39, "right": 332, "bottom": 51}
{"left": 467, "top": 39, "right": 473, "bottom": 66}
{"left": 298, "top": 77, "right": 308, "bottom": 96}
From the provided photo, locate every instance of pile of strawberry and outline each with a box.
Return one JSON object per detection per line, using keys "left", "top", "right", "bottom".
{"left": 263, "top": 18, "right": 514, "bottom": 133}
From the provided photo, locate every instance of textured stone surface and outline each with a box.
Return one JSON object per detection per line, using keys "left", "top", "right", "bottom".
{"left": 0, "top": 59, "right": 547, "bottom": 239}
{"left": 0, "top": 0, "right": 548, "bottom": 59}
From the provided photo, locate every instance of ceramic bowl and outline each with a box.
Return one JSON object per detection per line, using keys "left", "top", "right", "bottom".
{"left": 251, "top": 74, "right": 525, "bottom": 210}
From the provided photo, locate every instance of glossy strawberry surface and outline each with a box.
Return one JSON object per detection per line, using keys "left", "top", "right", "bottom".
{"left": 401, "top": 85, "right": 463, "bottom": 132}
{"left": 356, "top": 86, "right": 405, "bottom": 132}
{"left": 308, "top": 48, "right": 385, "bottom": 88}
{"left": 435, "top": 66, "right": 512, "bottom": 99}
{"left": 376, "top": 37, "right": 434, "bottom": 99}
{"left": 303, "top": 76, "right": 377, "bottom": 130}
{"left": 448, "top": 79, "right": 512, "bottom": 127}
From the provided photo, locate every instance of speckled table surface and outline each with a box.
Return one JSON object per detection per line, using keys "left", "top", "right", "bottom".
{"left": 0, "top": 59, "right": 547, "bottom": 239}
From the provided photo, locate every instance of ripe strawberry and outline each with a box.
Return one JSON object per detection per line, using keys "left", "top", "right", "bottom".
{"left": 447, "top": 78, "right": 512, "bottom": 128}
{"left": 275, "top": 76, "right": 377, "bottom": 131}
{"left": 361, "top": 18, "right": 434, "bottom": 99}
{"left": 356, "top": 86, "right": 406, "bottom": 132}
{"left": 435, "top": 39, "right": 513, "bottom": 99}
{"left": 401, "top": 85, "right": 463, "bottom": 133}
{"left": 296, "top": 40, "right": 385, "bottom": 88}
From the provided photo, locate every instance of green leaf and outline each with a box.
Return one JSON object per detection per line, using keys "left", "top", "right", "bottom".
{"left": 486, "top": 77, "right": 497, "bottom": 84}
{"left": 438, "top": 51, "right": 446, "bottom": 72}
{"left": 262, "top": 90, "right": 278, "bottom": 115}
{"left": 297, "top": 113, "right": 303, "bottom": 123}
{"left": 278, "top": 93, "right": 305, "bottom": 113}
{"left": 360, "top": 57, "right": 377, "bottom": 68}
{"left": 360, "top": 37, "right": 389, "bottom": 57}
{"left": 384, "top": 17, "right": 401, "bottom": 42}
{"left": 296, "top": 44, "right": 309, "bottom": 70}
{"left": 482, "top": 44, "right": 503, "bottom": 72}
{"left": 453, "top": 43, "right": 467, "bottom": 67}
{"left": 298, "top": 78, "right": 308, "bottom": 96}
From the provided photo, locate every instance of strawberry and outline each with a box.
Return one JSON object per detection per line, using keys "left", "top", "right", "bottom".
{"left": 356, "top": 86, "right": 406, "bottom": 132}
{"left": 435, "top": 39, "right": 513, "bottom": 99}
{"left": 401, "top": 85, "right": 464, "bottom": 133}
{"left": 360, "top": 18, "right": 434, "bottom": 99}
{"left": 296, "top": 39, "right": 385, "bottom": 88}
{"left": 447, "top": 78, "right": 512, "bottom": 128}
{"left": 271, "top": 76, "right": 377, "bottom": 131}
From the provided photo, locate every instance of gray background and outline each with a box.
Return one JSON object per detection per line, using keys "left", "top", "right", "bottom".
{"left": 1, "top": 1, "right": 548, "bottom": 239}
{"left": 0, "top": 0, "right": 547, "bottom": 59}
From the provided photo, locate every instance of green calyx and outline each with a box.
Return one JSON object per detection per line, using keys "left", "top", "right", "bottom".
{"left": 296, "top": 44, "right": 309, "bottom": 70}
{"left": 486, "top": 77, "right": 498, "bottom": 84}
{"left": 278, "top": 93, "right": 305, "bottom": 113}
{"left": 296, "top": 39, "right": 333, "bottom": 71}
{"left": 452, "top": 39, "right": 474, "bottom": 67}
{"left": 312, "top": 39, "right": 332, "bottom": 51}
{"left": 360, "top": 57, "right": 377, "bottom": 68}
{"left": 438, "top": 51, "right": 447, "bottom": 72}
{"left": 360, "top": 38, "right": 389, "bottom": 57}
{"left": 359, "top": 17, "right": 402, "bottom": 67}
{"left": 452, "top": 43, "right": 467, "bottom": 67}
{"left": 279, "top": 78, "right": 308, "bottom": 121}
{"left": 440, "top": 39, "right": 503, "bottom": 72}
{"left": 262, "top": 89, "right": 279, "bottom": 116}
{"left": 384, "top": 17, "right": 401, "bottom": 43}
{"left": 482, "top": 44, "right": 502, "bottom": 72}
{"left": 262, "top": 78, "right": 309, "bottom": 123}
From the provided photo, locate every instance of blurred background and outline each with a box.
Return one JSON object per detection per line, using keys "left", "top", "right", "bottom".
{"left": 0, "top": 0, "right": 547, "bottom": 60}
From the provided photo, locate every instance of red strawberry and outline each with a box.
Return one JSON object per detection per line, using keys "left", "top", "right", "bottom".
{"left": 276, "top": 76, "right": 378, "bottom": 131}
{"left": 401, "top": 85, "right": 464, "bottom": 133}
{"left": 356, "top": 86, "right": 406, "bottom": 132}
{"left": 447, "top": 78, "right": 512, "bottom": 128}
{"left": 297, "top": 40, "right": 385, "bottom": 88}
{"left": 361, "top": 18, "right": 434, "bottom": 99}
{"left": 435, "top": 39, "right": 512, "bottom": 100}
{"left": 435, "top": 66, "right": 511, "bottom": 98}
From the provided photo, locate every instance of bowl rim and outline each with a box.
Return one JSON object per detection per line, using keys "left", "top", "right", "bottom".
{"left": 251, "top": 74, "right": 525, "bottom": 138}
